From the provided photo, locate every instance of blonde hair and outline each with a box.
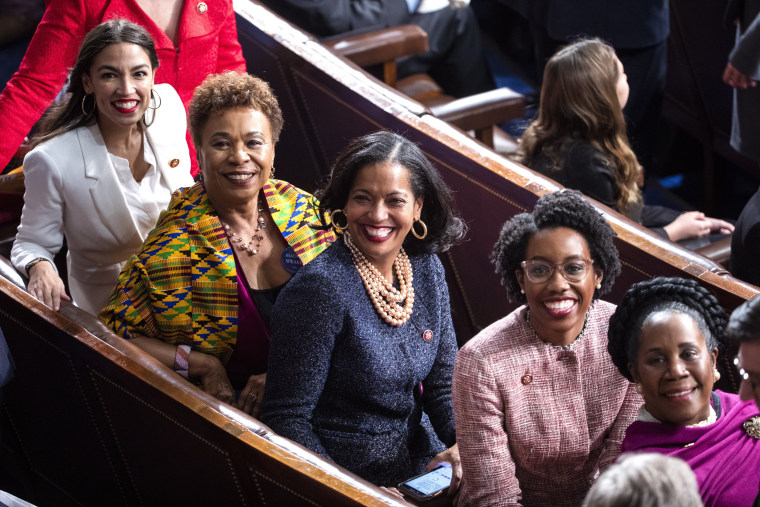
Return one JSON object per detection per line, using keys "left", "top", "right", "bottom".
{"left": 519, "top": 38, "right": 642, "bottom": 217}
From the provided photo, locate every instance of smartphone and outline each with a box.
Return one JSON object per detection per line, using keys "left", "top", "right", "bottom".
{"left": 398, "top": 463, "right": 452, "bottom": 502}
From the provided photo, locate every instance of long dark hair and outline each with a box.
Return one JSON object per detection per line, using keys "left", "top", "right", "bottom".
{"left": 32, "top": 19, "right": 159, "bottom": 147}
{"left": 316, "top": 131, "right": 466, "bottom": 255}
{"left": 518, "top": 38, "right": 641, "bottom": 217}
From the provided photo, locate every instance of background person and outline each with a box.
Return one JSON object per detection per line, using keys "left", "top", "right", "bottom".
{"left": 101, "top": 72, "right": 334, "bottom": 417}
{"left": 453, "top": 189, "right": 641, "bottom": 506}
{"left": 0, "top": 0, "right": 246, "bottom": 175}
{"left": 519, "top": 38, "right": 733, "bottom": 246}
{"left": 261, "top": 131, "right": 466, "bottom": 489}
{"left": 727, "top": 295, "right": 760, "bottom": 507}
{"left": 582, "top": 453, "right": 703, "bottom": 507}
{"left": 608, "top": 276, "right": 760, "bottom": 507}
{"left": 10, "top": 19, "right": 193, "bottom": 315}
{"left": 261, "top": 0, "right": 494, "bottom": 98}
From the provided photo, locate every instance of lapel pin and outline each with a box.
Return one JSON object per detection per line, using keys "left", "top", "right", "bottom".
{"left": 197, "top": 2, "right": 208, "bottom": 14}
{"left": 169, "top": 158, "right": 180, "bottom": 168}
{"left": 521, "top": 374, "right": 533, "bottom": 385}
{"left": 422, "top": 330, "right": 433, "bottom": 342}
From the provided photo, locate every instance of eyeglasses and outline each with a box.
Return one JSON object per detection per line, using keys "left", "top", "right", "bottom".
{"left": 734, "top": 356, "right": 760, "bottom": 395}
{"left": 520, "top": 259, "right": 594, "bottom": 284}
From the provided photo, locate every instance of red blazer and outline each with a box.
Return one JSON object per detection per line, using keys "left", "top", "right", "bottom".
{"left": 0, "top": 0, "right": 246, "bottom": 174}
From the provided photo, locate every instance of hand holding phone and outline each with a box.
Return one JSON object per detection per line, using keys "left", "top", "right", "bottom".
{"left": 398, "top": 462, "right": 452, "bottom": 502}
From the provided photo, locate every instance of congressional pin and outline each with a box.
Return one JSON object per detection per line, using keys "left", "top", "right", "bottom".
{"left": 521, "top": 374, "right": 533, "bottom": 385}
{"left": 422, "top": 330, "right": 433, "bottom": 342}
{"left": 169, "top": 158, "right": 180, "bottom": 168}
{"left": 281, "top": 246, "right": 303, "bottom": 274}
{"left": 196, "top": 2, "right": 208, "bottom": 14}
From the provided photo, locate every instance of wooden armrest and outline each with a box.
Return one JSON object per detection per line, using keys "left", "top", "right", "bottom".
{"left": 323, "top": 24, "right": 428, "bottom": 68}
{"left": 429, "top": 87, "right": 526, "bottom": 132}
{"left": 695, "top": 236, "right": 732, "bottom": 267}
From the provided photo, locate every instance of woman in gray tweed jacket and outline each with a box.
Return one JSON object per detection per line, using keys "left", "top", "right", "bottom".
{"left": 261, "top": 131, "right": 466, "bottom": 490}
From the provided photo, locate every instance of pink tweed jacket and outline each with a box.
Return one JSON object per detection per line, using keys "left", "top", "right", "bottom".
{"left": 453, "top": 301, "right": 642, "bottom": 506}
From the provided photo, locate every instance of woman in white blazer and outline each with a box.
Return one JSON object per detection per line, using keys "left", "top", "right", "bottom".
{"left": 11, "top": 20, "right": 193, "bottom": 315}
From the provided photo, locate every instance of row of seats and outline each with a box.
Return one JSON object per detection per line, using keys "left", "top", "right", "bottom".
{"left": 1, "top": 0, "right": 757, "bottom": 503}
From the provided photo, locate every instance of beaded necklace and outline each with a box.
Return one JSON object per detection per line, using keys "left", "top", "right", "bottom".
{"left": 344, "top": 232, "right": 414, "bottom": 326}
{"left": 221, "top": 199, "right": 267, "bottom": 255}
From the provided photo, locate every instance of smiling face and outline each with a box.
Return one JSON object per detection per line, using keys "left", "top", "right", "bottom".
{"left": 630, "top": 311, "right": 719, "bottom": 426}
{"left": 516, "top": 226, "right": 602, "bottom": 346}
{"left": 197, "top": 107, "right": 275, "bottom": 208}
{"left": 81, "top": 42, "right": 154, "bottom": 132}
{"left": 344, "top": 161, "right": 423, "bottom": 278}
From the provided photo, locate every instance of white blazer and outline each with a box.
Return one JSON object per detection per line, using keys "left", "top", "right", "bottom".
{"left": 11, "top": 83, "right": 193, "bottom": 315}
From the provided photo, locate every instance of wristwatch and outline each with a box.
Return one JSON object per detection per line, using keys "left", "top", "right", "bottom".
{"left": 24, "top": 257, "right": 50, "bottom": 275}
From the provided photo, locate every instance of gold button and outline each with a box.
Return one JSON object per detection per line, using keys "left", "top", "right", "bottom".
{"left": 169, "top": 158, "right": 180, "bottom": 168}
{"left": 521, "top": 374, "right": 533, "bottom": 385}
{"left": 196, "top": 2, "right": 207, "bottom": 14}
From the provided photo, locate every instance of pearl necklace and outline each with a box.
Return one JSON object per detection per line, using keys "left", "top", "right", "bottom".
{"left": 221, "top": 200, "right": 267, "bottom": 255}
{"left": 344, "top": 232, "right": 414, "bottom": 326}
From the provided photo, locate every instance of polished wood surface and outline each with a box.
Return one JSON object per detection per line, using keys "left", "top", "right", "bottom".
{"left": 1, "top": 0, "right": 756, "bottom": 502}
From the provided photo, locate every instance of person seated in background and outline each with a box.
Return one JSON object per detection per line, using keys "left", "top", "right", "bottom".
{"left": 11, "top": 20, "right": 193, "bottom": 315}
{"left": 261, "top": 0, "right": 494, "bottom": 98}
{"left": 727, "top": 295, "right": 760, "bottom": 507}
{"left": 453, "top": 189, "right": 641, "bottom": 506}
{"left": 730, "top": 186, "right": 760, "bottom": 286}
{"left": 100, "top": 72, "right": 334, "bottom": 417}
{"left": 582, "top": 453, "right": 703, "bottom": 507}
{"left": 261, "top": 131, "right": 466, "bottom": 490}
{"left": 519, "top": 38, "right": 733, "bottom": 246}
{"left": 607, "top": 276, "right": 760, "bottom": 507}
{"left": 0, "top": 0, "right": 246, "bottom": 175}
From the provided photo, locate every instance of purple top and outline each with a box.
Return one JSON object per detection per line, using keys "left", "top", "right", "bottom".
{"left": 622, "top": 390, "right": 760, "bottom": 507}
{"left": 225, "top": 252, "right": 275, "bottom": 389}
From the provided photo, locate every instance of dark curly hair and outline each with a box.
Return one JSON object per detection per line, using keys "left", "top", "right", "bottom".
{"left": 491, "top": 189, "right": 620, "bottom": 303}
{"left": 315, "top": 130, "right": 467, "bottom": 255}
{"left": 607, "top": 276, "right": 728, "bottom": 381}
{"left": 727, "top": 295, "right": 760, "bottom": 344}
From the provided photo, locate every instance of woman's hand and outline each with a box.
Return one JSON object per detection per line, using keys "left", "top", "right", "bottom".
{"left": 663, "top": 212, "right": 734, "bottom": 242}
{"left": 194, "top": 353, "right": 235, "bottom": 405}
{"left": 426, "top": 443, "right": 462, "bottom": 500}
{"left": 723, "top": 62, "right": 756, "bottom": 89}
{"left": 237, "top": 373, "right": 266, "bottom": 418}
{"left": 27, "top": 260, "right": 70, "bottom": 311}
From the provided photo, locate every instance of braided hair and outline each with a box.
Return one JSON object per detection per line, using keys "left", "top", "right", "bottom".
{"left": 491, "top": 189, "right": 620, "bottom": 303}
{"left": 607, "top": 276, "right": 728, "bottom": 381}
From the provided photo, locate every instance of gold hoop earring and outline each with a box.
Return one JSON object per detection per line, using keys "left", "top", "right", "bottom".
{"left": 148, "top": 88, "right": 162, "bottom": 110}
{"left": 330, "top": 209, "right": 348, "bottom": 232}
{"left": 411, "top": 218, "right": 428, "bottom": 239}
{"left": 81, "top": 93, "right": 95, "bottom": 116}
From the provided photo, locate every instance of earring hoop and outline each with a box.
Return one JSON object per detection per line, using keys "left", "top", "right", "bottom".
{"left": 330, "top": 209, "right": 348, "bottom": 232}
{"left": 81, "top": 93, "right": 95, "bottom": 117}
{"left": 411, "top": 218, "right": 428, "bottom": 239}
{"left": 148, "top": 88, "right": 162, "bottom": 110}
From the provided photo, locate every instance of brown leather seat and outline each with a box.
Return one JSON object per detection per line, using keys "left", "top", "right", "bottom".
{"left": 323, "top": 24, "right": 525, "bottom": 152}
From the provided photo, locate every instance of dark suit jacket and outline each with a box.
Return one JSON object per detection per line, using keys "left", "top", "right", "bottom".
{"left": 260, "top": 0, "right": 410, "bottom": 37}
{"left": 525, "top": 0, "right": 669, "bottom": 48}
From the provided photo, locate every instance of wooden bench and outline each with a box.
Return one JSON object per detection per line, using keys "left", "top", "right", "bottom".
{"left": 0, "top": 262, "right": 410, "bottom": 505}
{"left": 1, "top": 2, "right": 756, "bottom": 502}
